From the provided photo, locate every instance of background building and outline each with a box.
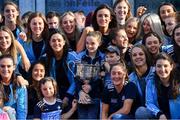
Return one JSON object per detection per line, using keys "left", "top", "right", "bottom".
{"left": 0, "top": 0, "right": 179, "bottom": 16}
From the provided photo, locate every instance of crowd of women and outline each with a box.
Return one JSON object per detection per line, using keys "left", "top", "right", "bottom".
{"left": 0, "top": 0, "right": 180, "bottom": 119}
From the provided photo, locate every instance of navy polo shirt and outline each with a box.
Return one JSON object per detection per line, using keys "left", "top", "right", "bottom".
{"left": 102, "top": 82, "right": 140, "bottom": 116}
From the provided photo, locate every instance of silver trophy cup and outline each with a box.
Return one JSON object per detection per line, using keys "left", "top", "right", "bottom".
{"left": 68, "top": 61, "right": 101, "bottom": 104}
{"left": 68, "top": 61, "right": 100, "bottom": 81}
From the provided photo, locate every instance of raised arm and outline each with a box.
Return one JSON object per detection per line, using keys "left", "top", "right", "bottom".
{"left": 76, "top": 26, "right": 94, "bottom": 53}
{"left": 15, "top": 40, "right": 31, "bottom": 72}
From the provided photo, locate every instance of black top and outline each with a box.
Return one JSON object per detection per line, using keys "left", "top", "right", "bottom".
{"left": 27, "top": 86, "right": 39, "bottom": 116}
{"left": 32, "top": 40, "right": 44, "bottom": 60}
{"left": 55, "top": 59, "right": 70, "bottom": 99}
{"left": 99, "top": 34, "right": 113, "bottom": 53}
{"left": 102, "top": 82, "right": 141, "bottom": 116}
{"left": 158, "top": 84, "right": 171, "bottom": 119}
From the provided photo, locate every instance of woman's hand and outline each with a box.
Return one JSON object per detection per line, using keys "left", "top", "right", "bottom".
{"left": 19, "top": 32, "right": 27, "bottom": 41}
{"left": 21, "top": 56, "right": 31, "bottom": 72}
{"left": 136, "top": 6, "right": 147, "bottom": 17}
{"left": 17, "top": 75, "right": 29, "bottom": 87}
{"left": 71, "top": 99, "right": 78, "bottom": 110}
{"left": 78, "top": 90, "right": 91, "bottom": 104}
{"left": 84, "top": 26, "right": 94, "bottom": 34}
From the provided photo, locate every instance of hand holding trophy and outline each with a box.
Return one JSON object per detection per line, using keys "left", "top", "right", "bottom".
{"left": 68, "top": 61, "right": 100, "bottom": 104}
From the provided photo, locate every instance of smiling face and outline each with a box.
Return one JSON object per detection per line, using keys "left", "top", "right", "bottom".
{"left": 0, "top": 30, "right": 12, "bottom": 52}
{"left": 96, "top": 8, "right": 111, "bottom": 28}
{"left": 0, "top": 57, "right": 15, "bottom": 82}
{"left": 32, "top": 63, "right": 45, "bottom": 81}
{"left": 160, "top": 5, "right": 175, "bottom": 22}
{"left": 174, "top": 27, "right": 180, "bottom": 46}
{"left": 41, "top": 81, "right": 55, "bottom": 99}
{"left": 131, "top": 47, "right": 146, "bottom": 67}
{"left": 126, "top": 21, "right": 138, "bottom": 40}
{"left": 111, "top": 65, "right": 127, "bottom": 87}
{"left": 49, "top": 33, "right": 65, "bottom": 53}
{"left": 4, "top": 4, "right": 19, "bottom": 24}
{"left": 114, "top": 1, "right": 129, "bottom": 21}
{"left": 145, "top": 35, "right": 161, "bottom": 55}
{"left": 86, "top": 36, "right": 100, "bottom": 54}
{"left": 114, "top": 29, "right": 129, "bottom": 48}
{"left": 156, "top": 59, "right": 173, "bottom": 83}
{"left": 30, "top": 16, "right": 44, "bottom": 38}
{"left": 61, "top": 14, "right": 76, "bottom": 34}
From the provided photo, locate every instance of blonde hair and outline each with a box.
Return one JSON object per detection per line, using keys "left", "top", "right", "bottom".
{"left": 60, "top": 11, "right": 76, "bottom": 25}
{"left": 0, "top": 26, "right": 17, "bottom": 64}
{"left": 125, "top": 17, "right": 141, "bottom": 40}
{"left": 87, "top": 31, "right": 102, "bottom": 43}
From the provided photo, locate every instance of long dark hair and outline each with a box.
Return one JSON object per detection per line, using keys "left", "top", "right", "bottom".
{"left": 29, "top": 60, "right": 46, "bottom": 89}
{"left": 130, "top": 44, "right": 152, "bottom": 75}
{"left": 46, "top": 28, "right": 69, "bottom": 73}
{"left": 172, "top": 24, "right": 180, "bottom": 65}
{"left": 0, "top": 54, "right": 17, "bottom": 102}
{"left": 158, "top": 2, "right": 177, "bottom": 23}
{"left": 155, "top": 52, "right": 180, "bottom": 99}
{"left": 92, "top": 4, "right": 117, "bottom": 31}
{"left": 142, "top": 32, "right": 162, "bottom": 62}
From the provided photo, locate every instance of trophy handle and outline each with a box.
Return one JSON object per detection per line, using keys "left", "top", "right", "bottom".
{"left": 67, "top": 60, "right": 76, "bottom": 77}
